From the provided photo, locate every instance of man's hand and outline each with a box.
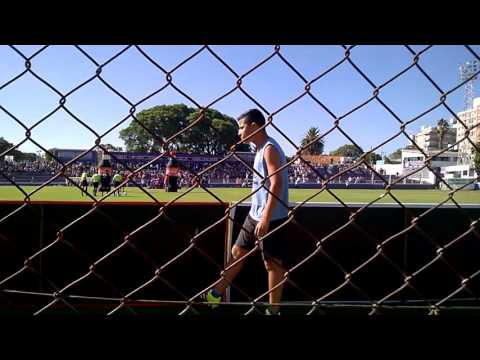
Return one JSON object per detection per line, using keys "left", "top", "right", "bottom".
{"left": 254, "top": 218, "right": 270, "bottom": 239}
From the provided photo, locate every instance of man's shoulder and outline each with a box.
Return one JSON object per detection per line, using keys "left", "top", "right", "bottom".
{"left": 265, "top": 138, "right": 285, "bottom": 154}
{"left": 263, "top": 142, "right": 284, "bottom": 162}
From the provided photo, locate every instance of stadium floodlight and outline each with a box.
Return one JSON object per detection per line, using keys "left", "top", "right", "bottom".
{"left": 459, "top": 60, "right": 479, "bottom": 111}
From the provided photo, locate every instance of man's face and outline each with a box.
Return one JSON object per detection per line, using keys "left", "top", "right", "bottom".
{"left": 238, "top": 117, "right": 256, "bottom": 142}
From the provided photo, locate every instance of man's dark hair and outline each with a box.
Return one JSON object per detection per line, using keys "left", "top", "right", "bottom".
{"left": 238, "top": 109, "right": 266, "bottom": 127}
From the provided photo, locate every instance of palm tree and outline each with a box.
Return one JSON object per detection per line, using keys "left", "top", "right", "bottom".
{"left": 472, "top": 142, "right": 480, "bottom": 177}
{"left": 436, "top": 118, "right": 450, "bottom": 150}
{"left": 300, "top": 127, "right": 324, "bottom": 155}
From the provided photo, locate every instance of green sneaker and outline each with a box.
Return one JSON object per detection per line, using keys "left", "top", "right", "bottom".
{"left": 204, "top": 289, "right": 221, "bottom": 308}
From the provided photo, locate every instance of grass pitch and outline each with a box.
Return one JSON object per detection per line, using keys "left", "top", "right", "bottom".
{"left": 1, "top": 185, "right": 480, "bottom": 205}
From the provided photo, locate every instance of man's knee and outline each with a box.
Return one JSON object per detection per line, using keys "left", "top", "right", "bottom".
{"left": 264, "top": 258, "right": 284, "bottom": 273}
{"left": 232, "top": 245, "right": 247, "bottom": 260}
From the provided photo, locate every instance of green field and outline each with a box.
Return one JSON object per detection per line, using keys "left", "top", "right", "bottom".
{"left": 1, "top": 185, "right": 480, "bottom": 204}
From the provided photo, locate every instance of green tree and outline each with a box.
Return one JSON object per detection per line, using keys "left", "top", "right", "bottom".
{"left": 300, "top": 127, "right": 324, "bottom": 155}
{"left": 0, "top": 137, "right": 36, "bottom": 161}
{"left": 120, "top": 104, "right": 250, "bottom": 154}
{"left": 0, "top": 137, "right": 13, "bottom": 158}
{"left": 102, "top": 144, "right": 123, "bottom": 152}
{"left": 472, "top": 142, "right": 480, "bottom": 177}
{"left": 436, "top": 118, "right": 450, "bottom": 149}
{"left": 120, "top": 104, "right": 192, "bottom": 152}
{"left": 15, "top": 152, "right": 37, "bottom": 161}
{"left": 365, "top": 152, "right": 382, "bottom": 164}
{"left": 388, "top": 148, "right": 402, "bottom": 162}
{"left": 184, "top": 108, "right": 251, "bottom": 154}
{"left": 330, "top": 144, "right": 363, "bottom": 159}
{"left": 45, "top": 148, "right": 56, "bottom": 161}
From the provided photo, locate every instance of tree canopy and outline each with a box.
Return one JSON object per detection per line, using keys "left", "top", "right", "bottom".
{"left": 119, "top": 104, "right": 250, "bottom": 154}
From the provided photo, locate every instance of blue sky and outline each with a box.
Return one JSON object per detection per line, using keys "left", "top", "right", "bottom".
{"left": 1, "top": 45, "right": 479, "bottom": 157}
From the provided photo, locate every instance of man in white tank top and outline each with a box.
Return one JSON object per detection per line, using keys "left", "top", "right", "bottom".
{"left": 203, "top": 109, "right": 289, "bottom": 315}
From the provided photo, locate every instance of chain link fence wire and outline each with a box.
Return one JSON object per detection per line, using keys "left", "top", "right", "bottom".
{"left": 1, "top": 45, "right": 480, "bottom": 316}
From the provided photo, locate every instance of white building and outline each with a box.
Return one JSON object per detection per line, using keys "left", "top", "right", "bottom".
{"left": 401, "top": 148, "right": 459, "bottom": 184}
{"left": 442, "top": 164, "right": 476, "bottom": 180}
{"left": 456, "top": 97, "right": 480, "bottom": 165}
{"left": 412, "top": 122, "right": 456, "bottom": 152}
{"left": 374, "top": 162, "right": 403, "bottom": 176}
{"left": 373, "top": 148, "right": 458, "bottom": 184}
{"left": 439, "top": 164, "right": 477, "bottom": 190}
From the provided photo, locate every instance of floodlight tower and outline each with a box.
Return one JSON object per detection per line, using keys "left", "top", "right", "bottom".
{"left": 459, "top": 60, "right": 479, "bottom": 110}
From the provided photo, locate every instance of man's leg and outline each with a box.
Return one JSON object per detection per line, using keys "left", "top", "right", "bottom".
{"left": 205, "top": 215, "right": 256, "bottom": 307}
{"left": 264, "top": 257, "right": 286, "bottom": 314}
{"left": 212, "top": 245, "right": 248, "bottom": 296}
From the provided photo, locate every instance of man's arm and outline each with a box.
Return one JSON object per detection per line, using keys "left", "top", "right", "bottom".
{"left": 254, "top": 145, "right": 283, "bottom": 239}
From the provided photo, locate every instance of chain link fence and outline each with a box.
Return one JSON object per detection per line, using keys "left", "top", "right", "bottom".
{"left": 1, "top": 45, "right": 480, "bottom": 316}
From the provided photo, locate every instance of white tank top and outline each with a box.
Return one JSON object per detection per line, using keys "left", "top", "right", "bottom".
{"left": 249, "top": 137, "right": 289, "bottom": 221}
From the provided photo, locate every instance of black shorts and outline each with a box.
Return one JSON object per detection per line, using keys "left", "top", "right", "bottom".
{"left": 100, "top": 183, "right": 111, "bottom": 192}
{"left": 235, "top": 215, "right": 289, "bottom": 264}
{"left": 167, "top": 176, "right": 178, "bottom": 192}
{"left": 92, "top": 182, "right": 99, "bottom": 188}
{"left": 81, "top": 180, "right": 88, "bottom": 187}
